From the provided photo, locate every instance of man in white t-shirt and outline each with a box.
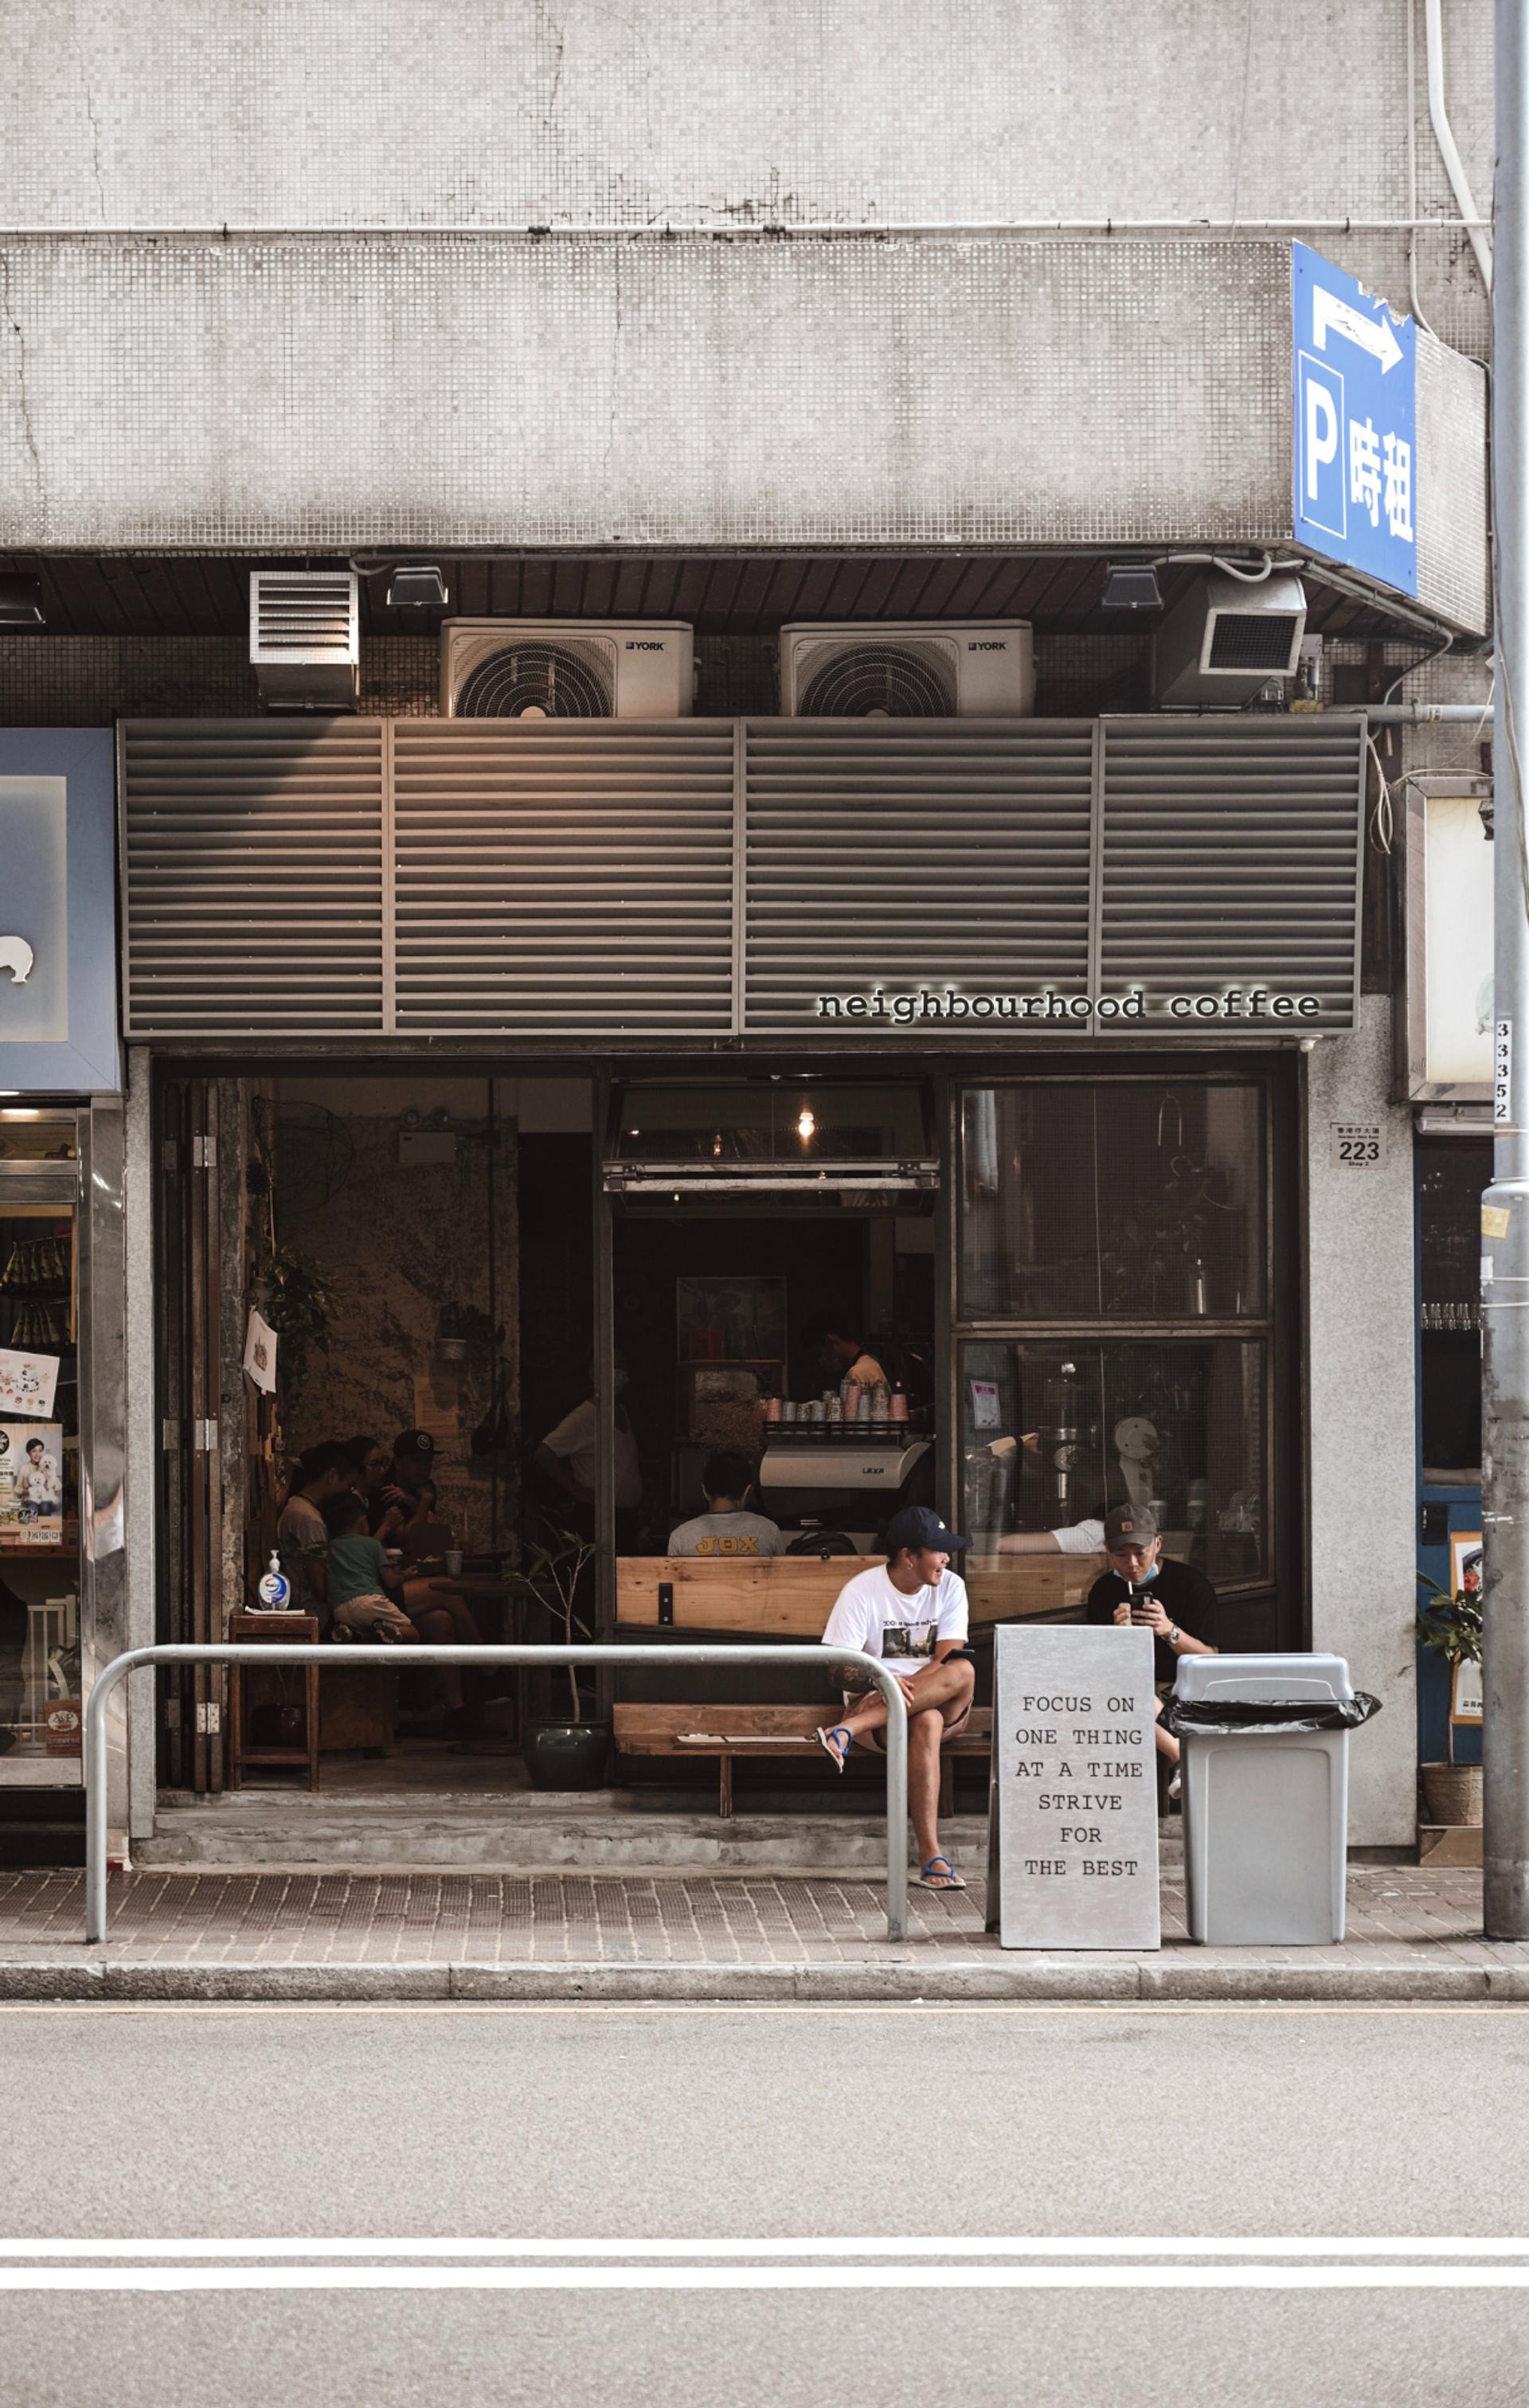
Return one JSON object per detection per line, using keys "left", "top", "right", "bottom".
{"left": 534, "top": 1353, "right": 643, "bottom": 1526}
{"left": 817, "top": 1504, "right": 976, "bottom": 1892}
{"left": 668, "top": 1449, "right": 786, "bottom": 1558}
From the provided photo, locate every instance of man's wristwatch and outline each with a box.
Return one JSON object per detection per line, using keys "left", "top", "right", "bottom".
{"left": 1167, "top": 1625, "right": 1181, "bottom": 1647}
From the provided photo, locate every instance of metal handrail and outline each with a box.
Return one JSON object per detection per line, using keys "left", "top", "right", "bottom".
{"left": 84, "top": 1643, "right": 910, "bottom": 1946}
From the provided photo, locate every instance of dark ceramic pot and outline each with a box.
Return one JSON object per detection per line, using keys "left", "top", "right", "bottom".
{"left": 523, "top": 1721, "right": 612, "bottom": 1791}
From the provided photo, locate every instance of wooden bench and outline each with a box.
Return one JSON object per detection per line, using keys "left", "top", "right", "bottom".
{"left": 614, "top": 1702, "right": 995, "bottom": 1816}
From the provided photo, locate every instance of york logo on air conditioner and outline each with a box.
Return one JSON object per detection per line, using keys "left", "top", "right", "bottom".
{"left": 625, "top": 640, "right": 667, "bottom": 651}
{"left": 967, "top": 640, "right": 1007, "bottom": 652}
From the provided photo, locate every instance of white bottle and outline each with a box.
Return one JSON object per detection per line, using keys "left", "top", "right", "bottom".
{"left": 256, "top": 1550, "right": 292, "bottom": 1611}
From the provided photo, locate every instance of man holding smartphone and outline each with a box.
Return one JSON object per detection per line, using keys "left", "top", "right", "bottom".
{"left": 1084, "top": 1505, "right": 1218, "bottom": 1792}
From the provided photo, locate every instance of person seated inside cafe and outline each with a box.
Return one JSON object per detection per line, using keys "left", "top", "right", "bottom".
{"left": 815, "top": 1504, "right": 976, "bottom": 1894}
{"left": 1085, "top": 1503, "right": 1218, "bottom": 1796}
{"left": 667, "top": 1449, "right": 787, "bottom": 1558}
{"left": 321, "top": 1488, "right": 476, "bottom": 1726}
{"left": 396, "top": 1478, "right": 456, "bottom": 1570}
{"left": 276, "top": 1441, "right": 346, "bottom": 1617}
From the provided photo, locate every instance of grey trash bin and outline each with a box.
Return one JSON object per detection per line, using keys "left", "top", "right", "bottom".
{"left": 1173, "top": 1654, "right": 1369, "bottom": 1946}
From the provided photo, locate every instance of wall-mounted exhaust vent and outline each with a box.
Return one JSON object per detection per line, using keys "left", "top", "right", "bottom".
{"left": 441, "top": 620, "right": 694, "bottom": 718}
{"left": 248, "top": 570, "right": 360, "bottom": 710}
{"left": 1152, "top": 572, "right": 1307, "bottom": 708}
{"left": 779, "top": 622, "right": 1034, "bottom": 717}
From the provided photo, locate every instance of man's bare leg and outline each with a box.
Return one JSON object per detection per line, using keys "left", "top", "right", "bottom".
{"left": 829, "top": 1655, "right": 974, "bottom": 1749}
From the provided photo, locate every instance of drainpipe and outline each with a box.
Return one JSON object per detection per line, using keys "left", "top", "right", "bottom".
{"left": 1425, "top": 0, "right": 1494, "bottom": 292}
{"left": 1483, "top": 0, "right": 1529, "bottom": 1938}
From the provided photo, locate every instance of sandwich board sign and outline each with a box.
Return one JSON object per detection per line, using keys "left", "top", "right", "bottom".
{"left": 1292, "top": 240, "right": 1418, "bottom": 599}
{"left": 986, "top": 1624, "right": 1160, "bottom": 1950}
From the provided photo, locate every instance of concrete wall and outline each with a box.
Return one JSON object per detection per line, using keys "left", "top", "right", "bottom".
{"left": 1306, "top": 995, "right": 1419, "bottom": 1849}
{"left": 0, "top": 1, "right": 1494, "bottom": 606}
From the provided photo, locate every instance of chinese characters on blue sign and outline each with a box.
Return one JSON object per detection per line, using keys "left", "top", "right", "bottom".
{"left": 1292, "top": 240, "right": 1418, "bottom": 598}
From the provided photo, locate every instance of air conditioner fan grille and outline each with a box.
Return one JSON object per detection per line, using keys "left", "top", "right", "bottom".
{"left": 456, "top": 639, "right": 615, "bottom": 718}
{"left": 798, "top": 643, "right": 956, "bottom": 718}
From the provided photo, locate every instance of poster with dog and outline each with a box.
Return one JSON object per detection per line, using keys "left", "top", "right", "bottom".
{"left": 0, "top": 1421, "right": 64, "bottom": 1545}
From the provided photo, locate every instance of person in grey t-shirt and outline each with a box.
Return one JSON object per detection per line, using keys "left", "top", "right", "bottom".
{"left": 667, "top": 1450, "right": 786, "bottom": 1558}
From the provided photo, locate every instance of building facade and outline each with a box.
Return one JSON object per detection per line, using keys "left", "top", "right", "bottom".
{"left": 0, "top": 0, "right": 1499, "bottom": 1851}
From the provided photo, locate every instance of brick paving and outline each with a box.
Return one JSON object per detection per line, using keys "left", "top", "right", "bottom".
{"left": 0, "top": 1861, "right": 1522, "bottom": 1985}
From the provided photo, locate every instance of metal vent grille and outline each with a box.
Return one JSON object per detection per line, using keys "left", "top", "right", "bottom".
{"left": 1206, "top": 612, "right": 1301, "bottom": 673}
{"left": 797, "top": 640, "right": 957, "bottom": 718}
{"left": 1097, "top": 720, "right": 1363, "bottom": 1027}
{"left": 251, "top": 573, "right": 358, "bottom": 656}
{"left": 121, "top": 721, "right": 385, "bottom": 1034}
{"left": 392, "top": 721, "right": 736, "bottom": 1033}
{"left": 742, "top": 722, "right": 1094, "bottom": 1030}
{"left": 455, "top": 638, "right": 616, "bottom": 720}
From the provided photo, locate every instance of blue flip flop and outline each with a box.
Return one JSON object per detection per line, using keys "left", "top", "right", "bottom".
{"left": 917, "top": 1855, "right": 967, "bottom": 1891}
{"left": 816, "top": 1725, "right": 853, "bottom": 1772}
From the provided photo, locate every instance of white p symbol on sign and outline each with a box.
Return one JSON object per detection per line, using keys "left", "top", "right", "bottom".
{"left": 1305, "top": 378, "right": 1338, "bottom": 499}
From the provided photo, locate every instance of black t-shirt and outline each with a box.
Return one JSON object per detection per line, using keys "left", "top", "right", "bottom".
{"left": 1085, "top": 1555, "right": 1221, "bottom": 1684}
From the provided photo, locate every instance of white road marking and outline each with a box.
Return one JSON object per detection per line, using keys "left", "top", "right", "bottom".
{"left": 2, "top": 2265, "right": 1529, "bottom": 2291}
{"left": 3, "top": 2238, "right": 1529, "bottom": 2258}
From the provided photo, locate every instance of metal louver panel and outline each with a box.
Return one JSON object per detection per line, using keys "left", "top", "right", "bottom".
{"left": 391, "top": 721, "right": 736, "bottom": 1034}
{"left": 742, "top": 721, "right": 1095, "bottom": 1031}
{"left": 251, "top": 572, "right": 358, "bottom": 658}
{"left": 121, "top": 721, "right": 385, "bottom": 1034}
{"left": 1097, "top": 719, "right": 1363, "bottom": 1027}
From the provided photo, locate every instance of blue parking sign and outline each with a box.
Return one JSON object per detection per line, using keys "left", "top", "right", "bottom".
{"left": 1292, "top": 241, "right": 1418, "bottom": 597}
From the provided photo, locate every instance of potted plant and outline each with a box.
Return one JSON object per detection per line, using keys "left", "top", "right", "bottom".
{"left": 1417, "top": 1573, "right": 1484, "bottom": 1825}
{"left": 256, "top": 1245, "right": 338, "bottom": 1415}
{"left": 514, "top": 1526, "right": 607, "bottom": 1788}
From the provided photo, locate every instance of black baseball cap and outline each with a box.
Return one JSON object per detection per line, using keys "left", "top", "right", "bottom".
{"left": 392, "top": 1429, "right": 438, "bottom": 1469}
{"left": 1104, "top": 1503, "right": 1159, "bottom": 1547}
{"left": 885, "top": 1505, "right": 969, "bottom": 1556}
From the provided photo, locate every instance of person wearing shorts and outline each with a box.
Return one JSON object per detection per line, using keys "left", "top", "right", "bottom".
{"left": 815, "top": 1505, "right": 976, "bottom": 1893}
{"left": 320, "top": 1488, "right": 475, "bottom": 1722}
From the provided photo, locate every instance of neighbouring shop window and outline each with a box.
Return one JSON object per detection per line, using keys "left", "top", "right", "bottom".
{"left": 1418, "top": 1140, "right": 1491, "bottom": 1486}
{"left": 0, "top": 1112, "right": 81, "bottom": 1761}
{"left": 957, "top": 1081, "right": 1272, "bottom": 1593}
{"left": 959, "top": 1337, "right": 1267, "bottom": 1585}
{"left": 960, "top": 1084, "right": 1265, "bottom": 1320}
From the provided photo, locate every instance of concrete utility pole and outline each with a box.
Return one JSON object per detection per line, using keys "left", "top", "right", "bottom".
{"left": 1484, "top": 0, "right": 1529, "bottom": 1937}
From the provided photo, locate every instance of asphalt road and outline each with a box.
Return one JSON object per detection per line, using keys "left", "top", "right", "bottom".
{"left": 3, "top": 2002, "right": 1528, "bottom": 2407}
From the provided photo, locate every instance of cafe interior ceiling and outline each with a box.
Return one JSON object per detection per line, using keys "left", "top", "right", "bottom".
{"left": 0, "top": 547, "right": 1457, "bottom": 649}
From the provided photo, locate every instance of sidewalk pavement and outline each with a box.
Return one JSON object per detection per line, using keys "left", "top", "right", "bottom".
{"left": 2, "top": 1859, "right": 1527, "bottom": 2000}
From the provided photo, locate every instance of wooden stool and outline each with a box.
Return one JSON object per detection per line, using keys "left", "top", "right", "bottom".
{"left": 228, "top": 1610, "right": 321, "bottom": 1791}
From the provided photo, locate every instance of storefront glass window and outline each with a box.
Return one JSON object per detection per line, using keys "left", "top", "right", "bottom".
{"left": 956, "top": 1080, "right": 1272, "bottom": 1596}
{"left": 960, "top": 1084, "right": 1265, "bottom": 1320}
{"left": 0, "top": 1152, "right": 81, "bottom": 1760}
{"left": 959, "top": 1336, "right": 1267, "bottom": 1585}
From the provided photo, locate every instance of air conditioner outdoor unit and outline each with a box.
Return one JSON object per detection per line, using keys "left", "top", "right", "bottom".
{"left": 778, "top": 622, "right": 1035, "bottom": 717}
{"left": 1152, "top": 572, "right": 1308, "bottom": 708}
{"left": 440, "top": 620, "right": 694, "bottom": 718}
{"left": 248, "top": 570, "right": 360, "bottom": 710}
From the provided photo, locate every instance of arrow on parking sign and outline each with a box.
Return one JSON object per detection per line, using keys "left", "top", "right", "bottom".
{"left": 1312, "top": 285, "right": 1405, "bottom": 373}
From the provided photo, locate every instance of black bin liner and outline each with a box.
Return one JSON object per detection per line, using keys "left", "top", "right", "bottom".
{"left": 1165, "top": 1691, "right": 1382, "bottom": 1738}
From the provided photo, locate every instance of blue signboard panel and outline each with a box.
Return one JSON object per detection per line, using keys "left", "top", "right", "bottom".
{"left": 1292, "top": 240, "right": 1418, "bottom": 598}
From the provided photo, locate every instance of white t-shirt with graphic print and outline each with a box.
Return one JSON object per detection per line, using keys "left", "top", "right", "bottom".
{"left": 820, "top": 1563, "right": 969, "bottom": 1679}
